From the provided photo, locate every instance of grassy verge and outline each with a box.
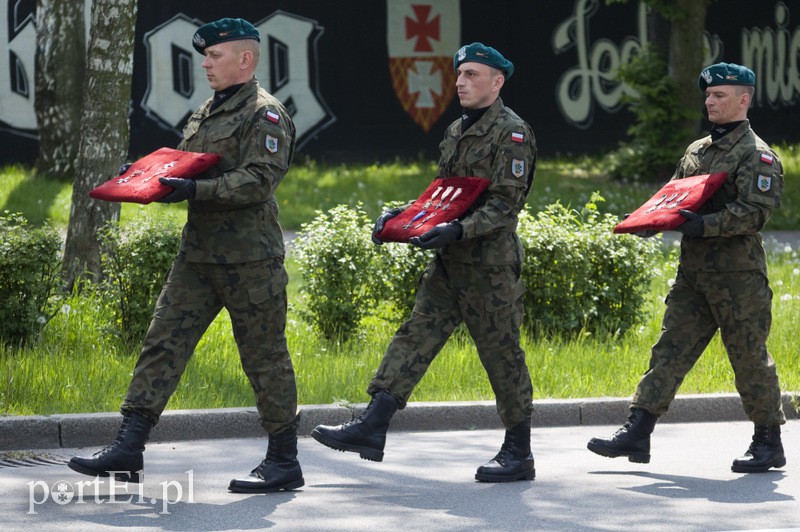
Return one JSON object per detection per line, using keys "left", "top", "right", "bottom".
{"left": 2, "top": 249, "right": 799, "bottom": 416}
{"left": 1, "top": 149, "right": 799, "bottom": 416}
{"left": 3, "top": 142, "right": 798, "bottom": 231}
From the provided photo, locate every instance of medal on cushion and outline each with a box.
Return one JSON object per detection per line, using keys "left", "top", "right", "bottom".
{"left": 645, "top": 193, "right": 677, "bottom": 213}
{"left": 435, "top": 186, "right": 455, "bottom": 208}
{"left": 644, "top": 194, "right": 667, "bottom": 213}
{"left": 404, "top": 210, "right": 428, "bottom": 229}
{"left": 414, "top": 212, "right": 437, "bottom": 229}
{"left": 440, "top": 188, "right": 463, "bottom": 210}
{"left": 665, "top": 191, "right": 689, "bottom": 209}
{"left": 423, "top": 187, "right": 444, "bottom": 208}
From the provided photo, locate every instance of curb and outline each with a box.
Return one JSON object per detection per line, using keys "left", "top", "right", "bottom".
{"left": 1, "top": 393, "right": 797, "bottom": 451}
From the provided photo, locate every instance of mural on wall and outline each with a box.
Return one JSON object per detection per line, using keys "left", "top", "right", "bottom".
{"left": 386, "top": 0, "right": 459, "bottom": 132}
{"left": 742, "top": 1, "right": 800, "bottom": 109}
{"left": 138, "top": 11, "right": 335, "bottom": 148}
{"left": 1, "top": 0, "right": 36, "bottom": 137}
{"left": 0, "top": 0, "right": 798, "bottom": 165}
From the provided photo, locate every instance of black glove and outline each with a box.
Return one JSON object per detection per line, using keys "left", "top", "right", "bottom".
{"left": 676, "top": 209, "right": 704, "bottom": 237}
{"left": 372, "top": 208, "right": 403, "bottom": 245}
{"left": 157, "top": 177, "right": 196, "bottom": 203}
{"left": 118, "top": 162, "right": 132, "bottom": 175}
{"left": 409, "top": 222, "right": 463, "bottom": 249}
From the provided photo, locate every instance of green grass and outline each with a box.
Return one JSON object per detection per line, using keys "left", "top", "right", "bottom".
{"left": 3, "top": 247, "right": 799, "bottom": 416}
{"left": 3, "top": 144, "right": 799, "bottom": 231}
{"left": 1, "top": 152, "right": 799, "bottom": 416}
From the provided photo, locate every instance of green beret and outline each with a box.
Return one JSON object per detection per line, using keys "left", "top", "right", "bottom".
{"left": 453, "top": 42, "right": 514, "bottom": 78}
{"left": 192, "top": 18, "right": 260, "bottom": 54}
{"left": 698, "top": 62, "right": 755, "bottom": 91}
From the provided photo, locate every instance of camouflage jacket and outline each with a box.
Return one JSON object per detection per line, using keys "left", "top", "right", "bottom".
{"left": 675, "top": 120, "right": 783, "bottom": 272}
{"left": 176, "top": 78, "right": 296, "bottom": 263}
{"left": 433, "top": 97, "right": 537, "bottom": 265}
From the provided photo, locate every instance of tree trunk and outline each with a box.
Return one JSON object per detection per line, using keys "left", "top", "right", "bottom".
{"left": 33, "top": 0, "right": 85, "bottom": 181}
{"left": 63, "top": 0, "right": 137, "bottom": 290}
{"left": 669, "top": 0, "right": 712, "bottom": 137}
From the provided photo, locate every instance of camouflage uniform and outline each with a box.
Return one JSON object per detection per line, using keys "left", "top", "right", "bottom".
{"left": 631, "top": 120, "right": 786, "bottom": 425}
{"left": 368, "top": 98, "right": 537, "bottom": 429}
{"left": 122, "top": 78, "right": 299, "bottom": 434}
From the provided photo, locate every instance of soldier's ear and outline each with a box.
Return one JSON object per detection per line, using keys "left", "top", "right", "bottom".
{"left": 240, "top": 50, "right": 254, "bottom": 69}
{"left": 492, "top": 74, "right": 505, "bottom": 93}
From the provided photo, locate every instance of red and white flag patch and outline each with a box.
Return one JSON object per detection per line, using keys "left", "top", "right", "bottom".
{"left": 760, "top": 152, "right": 774, "bottom": 165}
{"left": 265, "top": 110, "right": 280, "bottom": 124}
{"left": 511, "top": 132, "right": 524, "bottom": 143}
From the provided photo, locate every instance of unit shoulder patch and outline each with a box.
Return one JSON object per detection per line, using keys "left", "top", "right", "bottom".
{"left": 511, "top": 159, "right": 525, "bottom": 178}
{"left": 266, "top": 134, "right": 278, "bottom": 153}
{"left": 757, "top": 174, "right": 772, "bottom": 192}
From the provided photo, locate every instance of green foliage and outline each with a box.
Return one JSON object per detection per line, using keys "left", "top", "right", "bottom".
{"left": 373, "top": 240, "right": 432, "bottom": 320}
{"left": 517, "top": 194, "right": 661, "bottom": 335}
{"left": 293, "top": 204, "right": 386, "bottom": 340}
{"left": 0, "top": 212, "right": 62, "bottom": 345}
{"left": 97, "top": 213, "right": 181, "bottom": 345}
{"left": 277, "top": 159, "right": 437, "bottom": 229}
{"left": 605, "top": 47, "right": 698, "bottom": 182}
{"left": 294, "top": 203, "right": 433, "bottom": 340}
{"left": 605, "top": 0, "right": 689, "bottom": 21}
{"left": 371, "top": 200, "right": 433, "bottom": 319}
{"left": 296, "top": 196, "right": 659, "bottom": 340}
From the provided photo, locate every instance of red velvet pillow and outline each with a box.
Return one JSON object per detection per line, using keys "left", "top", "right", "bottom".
{"left": 613, "top": 173, "right": 728, "bottom": 234}
{"left": 89, "top": 148, "right": 221, "bottom": 204}
{"left": 376, "top": 176, "right": 491, "bottom": 243}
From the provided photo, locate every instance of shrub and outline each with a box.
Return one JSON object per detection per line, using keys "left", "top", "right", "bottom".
{"left": 97, "top": 213, "right": 181, "bottom": 345}
{"left": 517, "top": 194, "right": 661, "bottom": 335}
{"left": 0, "top": 211, "right": 62, "bottom": 345}
{"left": 293, "top": 204, "right": 385, "bottom": 340}
{"left": 370, "top": 200, "right": 433, "bottom": 320}
{"left": 294, "top": 202, "right": 432, "bottom": 339}
{"left": 373, "top": 240, "right": 433, "bottom": 320}
{"left": 295, "top": 196, "right": 659, "bottom": 341}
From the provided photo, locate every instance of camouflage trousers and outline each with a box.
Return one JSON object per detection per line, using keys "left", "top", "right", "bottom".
{"left": 368, "top": 255, "right": 533, "bottom": 429}
{"left": 122, "top": 255, "right": 298, "bottom": 434}
{"left": 632, "top": 267, "right": 785, "bottom": 424}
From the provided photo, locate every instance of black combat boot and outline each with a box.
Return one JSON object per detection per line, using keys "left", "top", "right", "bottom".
{"left": 587, "top": 408, "right": 659, "bottom": 463}
{"left": 731, "top": 424, "right": 786, "bottom": 473}
{"left": 475, "top": 418, "right": 535, "bottom": 482}
{"left": 68, "top": 411, "right": 152, "bottom": 483}
{"left": 311, "top": 390, "right": 399, "bottom": 462}
{"left": 229, "top": 427, "right": 304, "bottom": 493}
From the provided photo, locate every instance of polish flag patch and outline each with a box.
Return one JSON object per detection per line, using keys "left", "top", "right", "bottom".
{"left": 760, "top": 152, "right": 774, "bottom": 165}
{"left": 265, "top": 110, "right": 280, "bottom": 124}
{"left": 511, "top": 132, "right": 524, "bottom": 143}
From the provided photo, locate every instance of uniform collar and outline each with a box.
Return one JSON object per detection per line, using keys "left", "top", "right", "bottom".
{"left": 709, "top": 119, "right": 751, "bottom": 151}
{"left": 204, "top": 77, "right": 258, "bottom": 115}
{"left": 459, "top": 97, "right": 504, "bottom": 137}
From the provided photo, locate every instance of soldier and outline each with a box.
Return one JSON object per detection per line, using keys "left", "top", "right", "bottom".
{"left": 312, "top": 43, "right": 538, "bottom": 482}
{"left": 69, "top": 18, "right": 303, "bottom": 493}
{"left": 587, "top": 62, "right": 786, "bottom": 473}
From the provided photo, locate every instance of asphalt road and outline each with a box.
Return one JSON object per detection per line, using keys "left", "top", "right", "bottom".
{"left": 1, "top": 421, "right": 797, "bottom": 531}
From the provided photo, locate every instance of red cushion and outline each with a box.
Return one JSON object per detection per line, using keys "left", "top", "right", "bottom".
{"left": 376, "top": 176, "right": 490, "bottom": 243}
{"left": 89, "top": 148, "right": 221, "bottom": 204}
{"left": 613, "top": 172, "right": 728, "bottom": 234}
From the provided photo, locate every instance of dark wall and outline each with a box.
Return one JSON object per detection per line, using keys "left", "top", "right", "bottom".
{"left": 1, "top": 0, "right": 798, "bottom": 165}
